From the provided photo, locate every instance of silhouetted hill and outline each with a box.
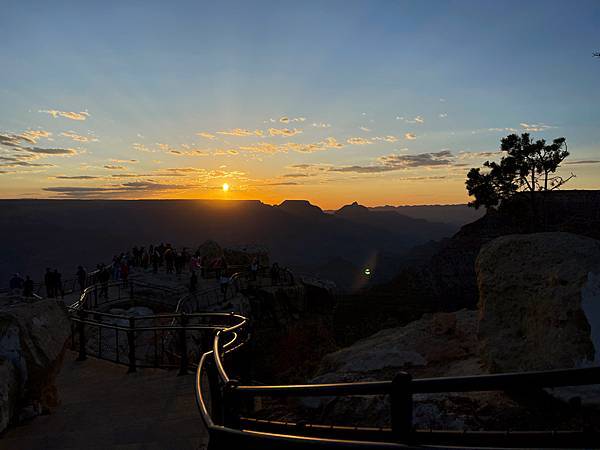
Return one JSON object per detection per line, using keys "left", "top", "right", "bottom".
{"left": 0, "top": 199, "right": 457, "bottom": 289}
{"left": 370, "top": 204, "right": 485, "bottom": 228}
{"left": 335, "top": 201, "right": 454, "bottom": 242}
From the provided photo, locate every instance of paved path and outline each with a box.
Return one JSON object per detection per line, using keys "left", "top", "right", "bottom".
{"left": 1, "top": 351, "right": 208, "bottom": 450}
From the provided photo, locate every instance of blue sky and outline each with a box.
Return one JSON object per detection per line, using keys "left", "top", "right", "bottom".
{"left": 1, "top": 0, "right": 599, "bottom": 207}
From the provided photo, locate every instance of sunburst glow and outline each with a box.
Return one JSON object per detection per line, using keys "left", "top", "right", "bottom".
{"left": 222, "top": 183, "right": 229, "bottom": 192}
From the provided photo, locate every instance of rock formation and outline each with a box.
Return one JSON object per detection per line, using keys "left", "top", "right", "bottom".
{"left": 301, "top": 231, "right": 600, "bottom": 430}
{"left": 0, "top": 299, "right": 70, "bottom": 432}
{"left": 374, "top": 190, "right": 600, "bottom": 312}
{"left": 477, "top": 232, "right": 600, "bottom": 372}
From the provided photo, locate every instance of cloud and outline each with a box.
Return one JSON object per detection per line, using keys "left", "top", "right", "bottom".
{"left": 414, "top": 116, "right": 424, "bottom": 124}
{"left": 359, "top": 126, "right": 371, "bottom": 132}
{"left": 329, "top": 150, "right": 455, "bottom": 173}
{"left": 282, "top": 173, "right": 311, "bottom": 178}
{"left": 312, "top": 122, "right": 331, "bottom": 128}
{"left": 404, "top": 133, "right": 417, "bottom": 140}
{"left": 373, "top": 135, "right": 399, "bottom": 143}
{"left": 133, "top": 143, "right": 151, "bottom": 152}
{"left": 268, "top": 128, "right": 302, "bottom": 137}
{"left": 519, "top": 122, "right": 553, "bottom": 132}
{"left": 111, "top": 159, "right": 138, "bottom": 163}
{"left": 439, "top": 113, "right": 448, "bottom": 118}
{"left": 196, "top": 132, "right": 216, "bottom": 139}
{"left": 565, "top": 160, "right": 600, "bottom": 165}
{"left": 60, "top": 131, "right": 98, "bottom": 143}
{"left": 168, "top": 149, "right": 209, "bottom": 156}
{"left": 279, "top": 116, "right": 305, "bottom": 124}
{"left": 22, "top": 147, "right": 76, "bottom": 155}
{"left": 238, "top": 137, "right": 344, "bottom": 155}
{"left": 39, "top": 109, "right": 90, "bottom": 121}
{"left": 0, "top": 160, "right": 55, "bottom": 168}
{"left": 43, "top": 180, "right": 195, "bottom": 197}
{"left": 104, "top": 165, "right": 125, "bottom": 170}
{"left": 346, "top": 137, "right": 372, "bottom": 145}
{"left": 54, "top": 175, "right": 101, "bottom": 179}
{"left": 217, "top": 128, "right": 264, "bottom": 137}
{"left": 21, "top": 130, "right": 52, "bottom": 143}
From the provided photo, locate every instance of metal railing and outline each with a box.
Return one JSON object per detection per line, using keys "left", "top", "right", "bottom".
{"left": 196, "top": 315, "right": 600, "bottom": 448}
{"left": 68, "top": 279, "right": 247, "bottom": 374}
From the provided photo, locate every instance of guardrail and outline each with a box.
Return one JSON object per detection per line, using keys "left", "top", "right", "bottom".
{"left": 68, "top": 279, "right": 248, "bottom": 374}
{"left": 196, "top": 317, "right": 600, "bottom": 448}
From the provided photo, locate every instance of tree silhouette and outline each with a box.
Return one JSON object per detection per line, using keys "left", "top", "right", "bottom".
{"left": 466, "top": 133, "right": 573, "bottom": 210}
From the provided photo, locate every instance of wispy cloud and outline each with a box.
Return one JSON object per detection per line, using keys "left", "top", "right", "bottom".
{"left": 329, "top": 150, "right": 455, "bottom": 173}
{"left": 61, "top": 131, "right": 98, "bottom": 143}
{"left": 217, "top": 128, "right": 264, "bottom": 137}
{"left": 312, "top": 122, "right": 331, "bottom": 128}
{"left": 39, "top": 109, "right": 90, "bottom": 121}
{"left": 278, "top": 116, "right": 305, "bottom": 124}
{"left": 373, "top": 135, "right": 399, "bottom": 143}
{"left": 104, "top": 165, "right": 125, "bottom": 170}
{"left": 268, "top": 128, "right": 302, "bottom": 137}
{"left": 346, "top": 137, "right": 372, "bottom": 145}
{"left": 196, "top": 132, "right": 216, "bottom": 139}
{"left": 519, "top": 122, "right": 553, "bottom": 132}
{"left": 404, "top": 132, "right": 417, "bottom": 140}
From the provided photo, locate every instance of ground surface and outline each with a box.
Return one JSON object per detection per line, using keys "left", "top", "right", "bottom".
{"left": 1, "top": 351, "right": 208, "bottom": 450}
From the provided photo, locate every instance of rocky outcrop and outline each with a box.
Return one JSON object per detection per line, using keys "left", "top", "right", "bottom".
{"left": 374, "top": 190, "right": 600, "bottom": 312}
{"left": 0, "top": 299, "right": 70, "bottom": 432}
{"left": 299, "top": 232, "right": 600, "bottom": 429}
{"left": 477, "top": 232, "right": 600, "bottom": 372}
{"left": 247, "top": 281, "right": 337, "bottom": 383}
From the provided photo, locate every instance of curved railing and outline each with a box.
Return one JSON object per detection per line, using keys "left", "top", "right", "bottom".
{"left": 196, "top": 309, "right": 600, "bottom": 447}
{"left": 68, "top": 279, "right": 249, "bottom": 373}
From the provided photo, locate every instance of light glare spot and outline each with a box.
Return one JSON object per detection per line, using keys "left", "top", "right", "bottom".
{"left": 222, "top": 183, "right": 229, "bottom": 192}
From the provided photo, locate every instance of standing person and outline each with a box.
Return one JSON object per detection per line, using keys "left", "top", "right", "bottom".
{"left": 76, "top": 265, "right": 87, "bottom": 292}
{"left": 270, "top": 263, "right": 280, "bottom": 286}
{"left": 23, "top": 276, "right": 34, "bottom": 297}
{"left": 44, "top": 268, "right": 54, "bottom": 298}
{"left": 219, "top": 273, "right": 229, "bottom": 300}
{"left": 250, "top": 257, "right": 259, "bottom": 281}
{"left": 54, "top": 269, "right": 64, "bottom": 299}
{"left": 121, "top": 260, "right": 129, "bottom": 287}
{"left": 189, "top": 271, "right": 197, "bottom": 293}
{"left": 152, "top": 250, "right": 159, "bottom": 274}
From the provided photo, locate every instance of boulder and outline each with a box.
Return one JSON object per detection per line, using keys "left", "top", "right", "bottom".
{"left": 0, "top": 299, "right": 70, "bottom": 432}
{"left": 476, "top": 232, "right": 600, "bottom": 373}
{"left": 298, "top": 310, "right": 495, "bottom": 428}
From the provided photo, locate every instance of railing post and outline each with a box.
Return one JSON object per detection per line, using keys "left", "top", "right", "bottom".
{"left": 391, "top": 372, "right": 413, "bottom": 442}
{"left": 127, "top": 317, "right": 137, "bottom": 373}
{"left": 94, "top": 285, "right": 98, "bottom": 308}
{"left": 178, "top": 313, "right": 188, "bottom": 375}
{"left": 76, "top": 310, "right": 87, "bottom": 361}
{"left": 223, "top": 380, "right": 240, "bottom": 429}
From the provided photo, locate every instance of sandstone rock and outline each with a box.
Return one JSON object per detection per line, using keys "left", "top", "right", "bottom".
{"left": 476, "top": 232, "right": 600, "bottom": 373}
{"left": 0, "top": 299, "right": 70, "bottom": 432}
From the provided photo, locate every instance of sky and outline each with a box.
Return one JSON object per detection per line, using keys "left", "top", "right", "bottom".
{"left": 1, "top": 0, "right": 599, "bottom": 208}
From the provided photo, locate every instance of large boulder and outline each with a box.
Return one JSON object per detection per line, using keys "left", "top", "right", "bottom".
{"left": 293, "top": 310, "right": 511, "bottom": 429}
{"left": 0, "top": 299, "right": 71, "bottom": 432}
{"left": 477, "top": 232, "right": 600, "bottom": 373}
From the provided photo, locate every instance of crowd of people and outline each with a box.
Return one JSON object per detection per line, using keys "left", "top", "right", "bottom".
{"left": 6, "top": 242, "right": 288, "bottom": 301}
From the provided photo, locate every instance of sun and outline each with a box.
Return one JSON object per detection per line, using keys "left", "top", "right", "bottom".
{"left": 222, "top": 183, "right": 229, "bottom": 192}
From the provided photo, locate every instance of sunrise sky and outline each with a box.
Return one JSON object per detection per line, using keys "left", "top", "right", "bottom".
{"left": 1, "top": 0, "right": 599, "bottom": 208}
